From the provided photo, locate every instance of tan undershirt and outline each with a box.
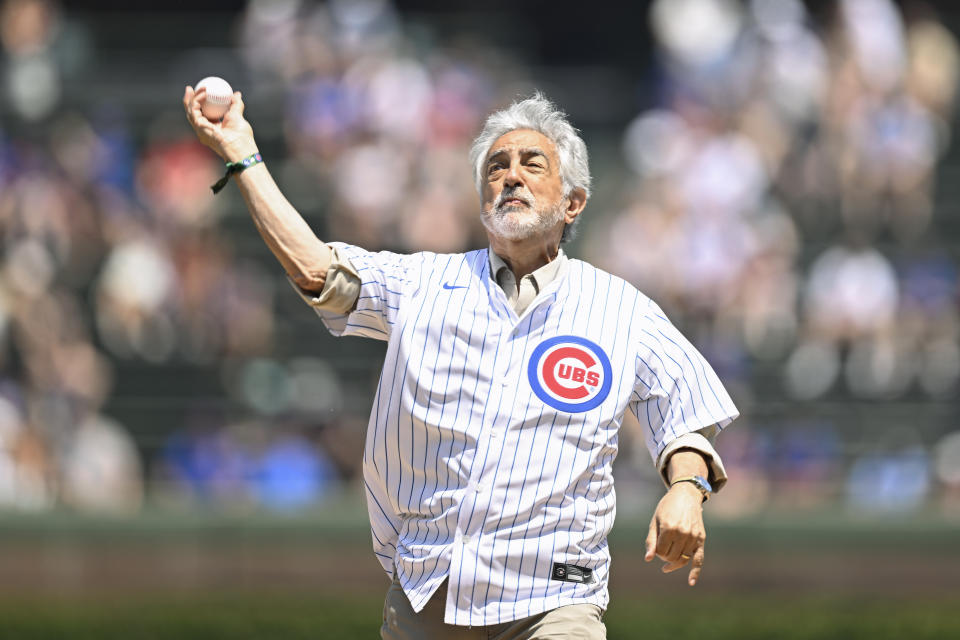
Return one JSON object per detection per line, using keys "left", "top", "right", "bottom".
{"left": 488, "top": 247, "right": 567, "bottom": 315}
{"left": 290, "top": 245, "right": 727, "bottom": 490}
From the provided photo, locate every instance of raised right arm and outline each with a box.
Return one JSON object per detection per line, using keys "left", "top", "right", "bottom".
{"left": 182, "top": 85, "right": 330, "bottom": 294}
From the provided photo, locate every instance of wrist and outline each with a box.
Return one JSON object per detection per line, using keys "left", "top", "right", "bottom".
{"left": 669, "top": 475, "right": 713, "bottom": 502}
{"left": 211, "top": 151, "right": 264, "bottom": 194}
{"left": 222, "top": 138, "right": 259, "bottom": 163}
{"left": 669, "top": 481, "right": 704, "bottom": 501}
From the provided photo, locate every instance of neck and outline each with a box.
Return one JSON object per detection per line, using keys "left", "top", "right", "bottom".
{"left": 488, "top": 231, "right": 562, "bottom": 280}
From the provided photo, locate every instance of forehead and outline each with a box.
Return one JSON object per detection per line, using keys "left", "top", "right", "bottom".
{"left": 486, "top": 129, "right": 558, "bottom": 161}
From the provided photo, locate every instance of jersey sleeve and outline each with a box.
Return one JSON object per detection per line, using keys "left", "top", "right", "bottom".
{"left": 629, "top": 300, "right": 739, "bottom": 465}
{"left": 309, "top": 242, "right": 425, "bottom": 341}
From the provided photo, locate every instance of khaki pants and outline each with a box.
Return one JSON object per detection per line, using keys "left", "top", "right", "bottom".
{"left": 380, "top": 575, "right": 606, "bottom": 640}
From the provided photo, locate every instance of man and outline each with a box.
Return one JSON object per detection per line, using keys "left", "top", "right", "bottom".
{"left": 183, "top": 86, "right": 738, "bottom": 639}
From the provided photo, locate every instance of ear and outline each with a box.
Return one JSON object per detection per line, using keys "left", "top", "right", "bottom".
{"left": 564, "top": 187, "right": 587, "bottom": 225}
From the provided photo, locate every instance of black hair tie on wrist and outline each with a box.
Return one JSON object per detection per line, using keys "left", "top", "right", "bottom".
{"left": 211, "top": 152, "right": 263, "bottom": 194}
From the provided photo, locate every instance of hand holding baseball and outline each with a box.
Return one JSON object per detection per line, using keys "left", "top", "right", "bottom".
{"left": 183, "top": 77, "right": 257, "bottom": 162}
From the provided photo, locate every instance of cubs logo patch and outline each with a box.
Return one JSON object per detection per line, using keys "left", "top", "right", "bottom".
{"left": 527, "top": 335, "right": 613, "bottom": 413}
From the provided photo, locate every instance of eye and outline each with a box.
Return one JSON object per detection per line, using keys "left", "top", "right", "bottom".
{"left": 487, "top": 163, "right": 505, "bottom": 176}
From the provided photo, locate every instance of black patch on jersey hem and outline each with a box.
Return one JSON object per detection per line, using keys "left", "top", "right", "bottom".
{"left": 551, "top": 562, "right": 594, "bottom": 584}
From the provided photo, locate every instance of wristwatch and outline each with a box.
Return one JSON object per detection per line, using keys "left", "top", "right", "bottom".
{"left": 670, "top": 475, "right": 713, "bottom": 502}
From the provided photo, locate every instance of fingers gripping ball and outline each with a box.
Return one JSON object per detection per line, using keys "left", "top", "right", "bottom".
{"left": 195, "top": 76, "right": 233, "bottom": 121}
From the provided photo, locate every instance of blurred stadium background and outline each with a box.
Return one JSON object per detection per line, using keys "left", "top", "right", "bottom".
{"left": 1, "top": 0, "right": 959, "bottom": 637}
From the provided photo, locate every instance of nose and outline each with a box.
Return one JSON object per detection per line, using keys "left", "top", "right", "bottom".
{"left": 504, "top": 160, "right": 523, "bottom": 188}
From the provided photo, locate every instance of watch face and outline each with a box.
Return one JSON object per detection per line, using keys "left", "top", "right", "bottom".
{"left": 694, "top": 475, "right": 713, "bottom": 493}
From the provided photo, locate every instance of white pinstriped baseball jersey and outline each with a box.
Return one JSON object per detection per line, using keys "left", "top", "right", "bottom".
{"left": 309, "top": 242, "right": 738, "bottom": 626}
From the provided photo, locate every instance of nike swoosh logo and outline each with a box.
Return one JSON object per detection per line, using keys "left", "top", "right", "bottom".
{"left": 443, "top": 283, "right": 469, "bottom": 290}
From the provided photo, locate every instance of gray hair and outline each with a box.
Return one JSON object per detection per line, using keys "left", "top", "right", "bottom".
{"left": 469, "top": 92, "right": 591, "bottom": 242}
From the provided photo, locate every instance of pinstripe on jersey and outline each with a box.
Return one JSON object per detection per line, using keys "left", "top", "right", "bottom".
{"left": 310, "top": 242, "right": 739, "bottom": 626}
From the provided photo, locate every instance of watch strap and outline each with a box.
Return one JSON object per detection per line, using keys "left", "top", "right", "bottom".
{"left": 670, "top": 475, "right": 711, "bottom": 502}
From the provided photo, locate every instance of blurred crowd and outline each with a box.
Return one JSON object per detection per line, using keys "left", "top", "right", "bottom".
{"left": 0, "top": 0, "right": 958, "bottom": 517}
{"left": 589, "top": 0, "right": 960, "bottom": 515}
{"left": 593, "top": 0, "right": 960, "bottom": 400}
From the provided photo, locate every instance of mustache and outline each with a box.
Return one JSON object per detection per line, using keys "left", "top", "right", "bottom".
{"left": 496, "top": 188, "right": 534, "bottom": 209}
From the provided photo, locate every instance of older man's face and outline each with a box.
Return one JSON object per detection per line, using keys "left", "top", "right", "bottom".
{"left": 480, "top": 129, "right": 567, "bottom": 241}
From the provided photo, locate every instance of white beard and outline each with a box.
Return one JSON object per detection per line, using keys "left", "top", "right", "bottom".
{"left": 481, "top": 191, "right": 566, "bottom": 241}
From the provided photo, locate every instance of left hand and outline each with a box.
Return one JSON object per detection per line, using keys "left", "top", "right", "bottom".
{"left": 645, "top": 482, "right": 706, "bottom": 586}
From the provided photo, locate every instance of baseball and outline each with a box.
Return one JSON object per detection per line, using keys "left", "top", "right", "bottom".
{"left": 195, "top": 76, "right": 233, "bottom": 121}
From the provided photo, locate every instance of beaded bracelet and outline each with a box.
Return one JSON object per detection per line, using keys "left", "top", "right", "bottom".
{"left": 211, "top": 152, "right": 263, "bottom": 194}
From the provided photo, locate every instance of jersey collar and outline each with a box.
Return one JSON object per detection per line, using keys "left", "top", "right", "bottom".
{"left": 486, "top": 246, "right": 570, "bottom": 326}
{"left": 488, "top": 247, "right": 568, "bottom": 296}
